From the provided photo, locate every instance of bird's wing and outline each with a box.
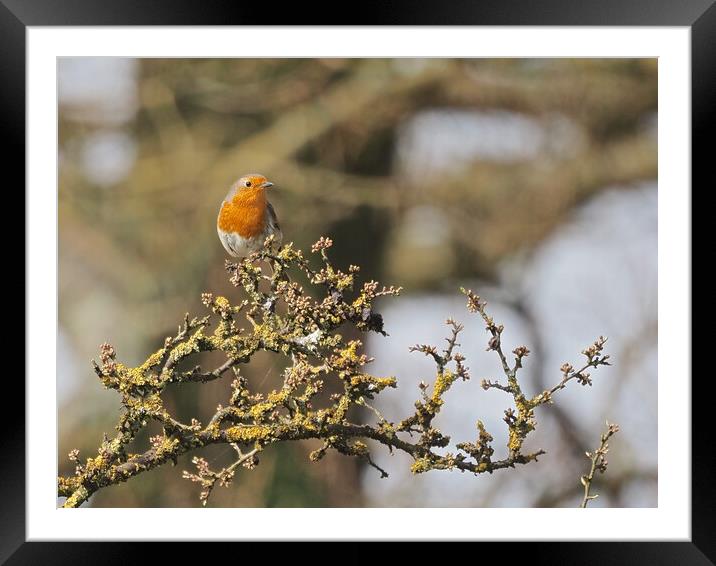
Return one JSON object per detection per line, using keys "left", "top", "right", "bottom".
{"left": 266, "top": 201, "right": 282, "bottom": 243}
{"left": 267, "top": 202, "right": 281, "bottom": 230}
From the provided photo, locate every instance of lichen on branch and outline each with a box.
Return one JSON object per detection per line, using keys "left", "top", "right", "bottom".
{"left": 59, "top": 237, "right": 611, "bottom": 507}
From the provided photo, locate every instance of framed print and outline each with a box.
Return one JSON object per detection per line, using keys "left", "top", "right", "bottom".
{"left": 6, "top": 0, "right": 708, "bottom": 562}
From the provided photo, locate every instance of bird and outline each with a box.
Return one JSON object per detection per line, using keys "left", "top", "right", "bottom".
{"left": 217, "top": 173, "right": 282, "bottom": 258}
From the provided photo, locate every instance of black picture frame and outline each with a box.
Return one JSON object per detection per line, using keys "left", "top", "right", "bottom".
{"left": 5, "top": 0, "right": 707, "bottom": 562}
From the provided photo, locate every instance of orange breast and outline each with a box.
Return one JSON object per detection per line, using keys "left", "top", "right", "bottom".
{"left": 217, "top": 188, "right": 267, "bottom": 238}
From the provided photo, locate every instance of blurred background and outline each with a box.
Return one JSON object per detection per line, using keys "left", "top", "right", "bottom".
{"left": 58, "top": 58, "right": 657, "bottom": 508}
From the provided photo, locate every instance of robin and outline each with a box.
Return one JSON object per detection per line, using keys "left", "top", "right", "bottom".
{"left": 217, "top": 173, "right": 283, "bottom": 258}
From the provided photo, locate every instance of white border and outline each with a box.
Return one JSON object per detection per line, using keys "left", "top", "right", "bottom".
{"left": 28, "top": 27, "right": 690, "bottom": 541}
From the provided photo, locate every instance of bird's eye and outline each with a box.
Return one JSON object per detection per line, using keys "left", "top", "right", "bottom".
{"left": 244, "top": 180, "right": 251, "bottom": 188}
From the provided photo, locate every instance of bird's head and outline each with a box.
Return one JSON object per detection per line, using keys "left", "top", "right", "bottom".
{"left": 224, "top": 173, "right": 275, "bottom": 203}
{"left": 238, "top": 174, "right": 273, "bottom": 191}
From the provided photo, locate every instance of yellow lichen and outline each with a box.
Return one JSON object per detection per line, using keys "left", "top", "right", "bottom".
{"left": 410, "top": 457, "right": 432, "bottom": 474}
{"left": 508, "top": 429, "right": 523, "bottom": 453}
{"left": 141, "top": 348, "right": 165, "bottom": 370}
{"left": 63, "top": 485, "right": 89, "bottom": 508}
{"left": 329, "top": 395, "right": 351, "bottom": 423}
{"left": 248, "top": 389, "right": 289, "bottom": 419}
{"left": 57, "top": 475, "right": 81, "bottom": 495}
{"left": 214, "top": 296, "right": 230, "bottom": 309}
{"left": 349, "top": 375, "right": 397, "bottom": 392}
{"left": 154, "top": 437, "right": 180, "bottom": 459}
{"left": 225, "top": 425, "right": 272, "bottom": 443}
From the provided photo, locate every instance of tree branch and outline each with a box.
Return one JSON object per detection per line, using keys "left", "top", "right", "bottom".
{"left": 59, "top": 238, "right": 612, "bottom": 507}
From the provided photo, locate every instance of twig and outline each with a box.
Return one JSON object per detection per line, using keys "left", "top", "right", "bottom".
{"left": 580, "top": 421, "right": 620, "bottom": 508}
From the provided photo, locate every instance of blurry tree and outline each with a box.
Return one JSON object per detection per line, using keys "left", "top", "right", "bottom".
{"left": 58, "top": 58, "right": 656, "bottom": 507}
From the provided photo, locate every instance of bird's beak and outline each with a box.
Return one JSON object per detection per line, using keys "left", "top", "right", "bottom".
{"left": 260, "top": 181, "right": 274, "bottom": 189}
